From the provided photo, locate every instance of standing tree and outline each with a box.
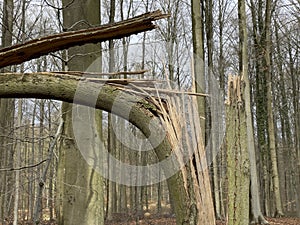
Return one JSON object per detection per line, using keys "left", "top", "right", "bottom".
{"left": 56, "top": 1, "right": 104, "bottom": 225}
{"left": 191, "top": 0, "right": 205, "bottom": 140}
{"left": 0, "top": 0, "right": 14, "bottom": 223}
{"left": 239, "top": 0, "right": 269, "bottom": 224}
{"left": 263, "top": 0, "right": 284, "bottom": 216}
{"left": 250, "top": 0, "right": 284, "bottom": 216}
{"left": 106, "top": 0, "right": 117, "bottom": 220}
{"left": 225, "top": 1, "right": 253, "bottom": 223}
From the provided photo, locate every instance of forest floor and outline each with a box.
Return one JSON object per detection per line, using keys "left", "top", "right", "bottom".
{"left": 6, "top": 216, "right": 300, "bottom": 225}
{"left": 103, "top": 215, "right": 300, "bottom": 225}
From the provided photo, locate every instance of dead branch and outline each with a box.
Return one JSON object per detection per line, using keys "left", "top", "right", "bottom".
{"left": 0, "top": 160, "right": 47, "bottom": 172}
{"left": 0, "top": 10, "right": 168, "bottom": 68}
{"left": 51, "top": 70, "right": 149, "bottom": 77}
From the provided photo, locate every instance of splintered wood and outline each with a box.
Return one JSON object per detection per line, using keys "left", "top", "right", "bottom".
{"left": 154, "top": 86, "right": 215, "bottom": 224}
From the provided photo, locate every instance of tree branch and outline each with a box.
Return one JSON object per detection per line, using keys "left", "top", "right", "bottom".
{"left": 0, "top": 160, "right": 47, "bottom": 172}
{"left": 0, "top": 10, "right": 169, "bottom": 68}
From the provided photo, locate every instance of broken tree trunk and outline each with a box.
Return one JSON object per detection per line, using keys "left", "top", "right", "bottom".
{"left": 0, "top": 10, "right": 168, "bottom": 68}
{"left": 0, "top": 9, "right": 216, "bottom": 223}
{"left": 0, "top": 71, "right": 216, "bottom": 224}
{"left": 226, "top": 75, "right": 250, "bottom": 225}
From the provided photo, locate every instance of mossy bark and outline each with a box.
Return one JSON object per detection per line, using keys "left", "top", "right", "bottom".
{"left": 226, "top": 76, "right": 250, "bottom": 225}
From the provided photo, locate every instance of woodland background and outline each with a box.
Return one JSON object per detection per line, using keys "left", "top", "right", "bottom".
{"left": 0, "top": 0, "right": 299, "bottom": 224}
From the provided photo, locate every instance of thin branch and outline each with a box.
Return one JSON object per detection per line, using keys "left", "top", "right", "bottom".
{"left": 33, "top": 118, "right": 64, "bottom": 223}
{"left": 44, "top": 0, "right": 75, "bottom": 10}
{"left": 52, "top": 70, "right": 149, "bottom": 77}
{"left": 0, "top": 160, "right": 47, "bottom": 172}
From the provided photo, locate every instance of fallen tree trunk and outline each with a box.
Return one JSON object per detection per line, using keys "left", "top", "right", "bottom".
{"left": 0, "top": 10, "right": 168, "bottom": 68}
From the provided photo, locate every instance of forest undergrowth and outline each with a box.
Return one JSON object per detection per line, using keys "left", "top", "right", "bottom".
{"left": 6, "top": 215, "right": 300, "bottom": 225}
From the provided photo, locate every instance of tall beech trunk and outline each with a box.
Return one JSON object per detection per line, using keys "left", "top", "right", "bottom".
{"left": 239, "top": 0, "right": 269, "bottom": 223}
{"left": 250, "top": 0, "right": 284, "bottom": 216}
{"left": 263, "top": 0, "right": 284, "bottom": 216}
{"left": 56, "top": 1, "right": 104, "bottom": 225}
{"left": 191, "top": 0, "right": 205, "bottom": 141}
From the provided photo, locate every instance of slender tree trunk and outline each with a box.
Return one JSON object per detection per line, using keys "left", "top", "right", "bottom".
{"left": 217, "top": 0, "right": 227, "bottom": 217}
{"left": 106, "top": 0, "right": 117, "bottom": 220}
{"left": 263, "top": 0, "right": 284, "bottom": 216}
{"left": 0, "top": 0, "right": 14, "bottom": 222}
{"left": 48, "top": 101, "right": 55, "bottom": 221}
{"left": 13, "top": 99, "right": 23, "bottom": 225}
{"left": 205, "top": 0, "right": 223, "bottom": 219}
{"left": 28, "top": 101, "right": 37, "bottom": 221}
{"left": 119, "top": 1, "right": 130, "bottom": 214}
{"left": 239, "top": 0, "right": 269, "bottom": 223}
{"left": 289, "top": 39, "right": 300, "bottom": 217}
{"left": 191, "top": 0, "right": 206, "bottom": 141}
{"left": 274, "top": 19, "right": 291, "bottom": 214}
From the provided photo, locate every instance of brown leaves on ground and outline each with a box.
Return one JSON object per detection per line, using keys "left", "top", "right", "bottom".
{"left": 265, "top": 217, "right": 300, "bottom": 225}
{"left": 104, "top": 216, "right": 300, "bottom": 225}
{"left": 7, "top": 215, "right": 300, "bottom": 225}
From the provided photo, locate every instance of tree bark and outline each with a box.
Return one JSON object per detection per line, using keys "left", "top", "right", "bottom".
{"left": 264, "top": 0, "right": 284, "bottom": 216}
{"left": 191, "top": 0, "right": 206, "bottom": 141}
{"left": 239, "top": 0, "right": 269, "bottom": 223}
{"left": 226, "top": 76, "right": 250, "bottom": 225}
{"left": 13, "top": 99, "right": 22, "bottom": 225}
{"left": 56, "top": 1, "right": 104, "bottom": 224}
{"left": 0, "top": 0, "right": 14, "bottom": 223}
